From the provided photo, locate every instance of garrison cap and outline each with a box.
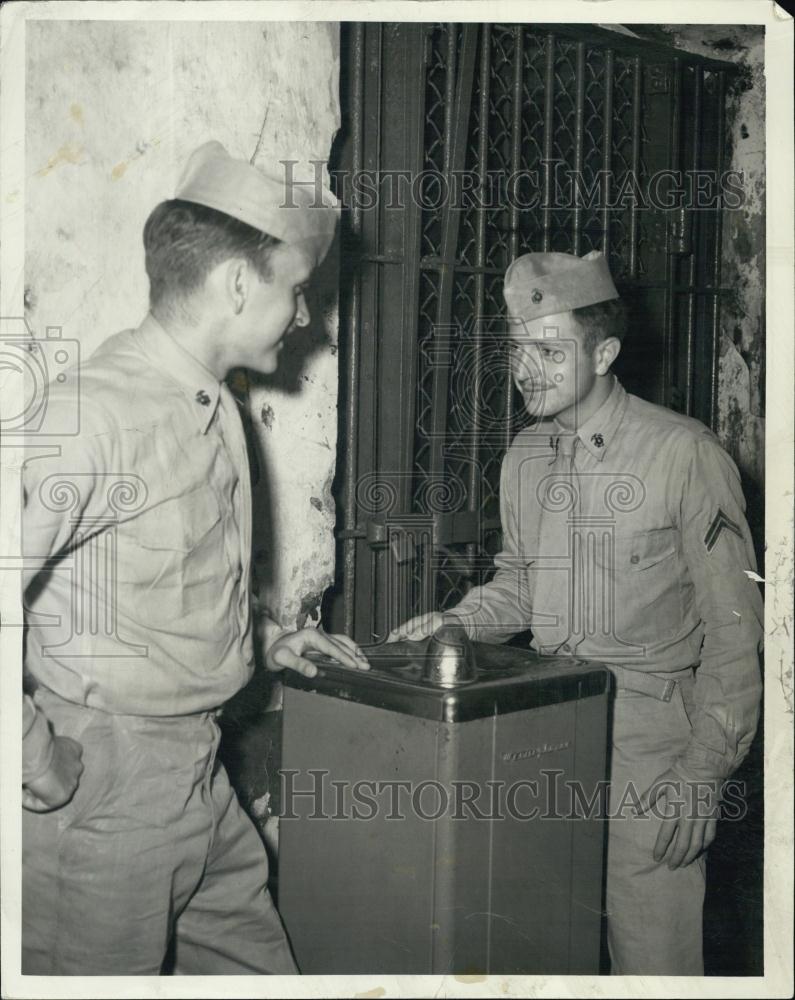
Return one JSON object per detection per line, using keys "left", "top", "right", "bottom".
{"left": 503, "top": 250, "right": 619, "bottom": 323}
{"left": 175, "top": 141, "right": 340, "bottom": 269}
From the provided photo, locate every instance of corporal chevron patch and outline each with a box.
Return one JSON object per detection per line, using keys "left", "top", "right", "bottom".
{"left": 704, "top": 508, "right": 743, "bottom": 552}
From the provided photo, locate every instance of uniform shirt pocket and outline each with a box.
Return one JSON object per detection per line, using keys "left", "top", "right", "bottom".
{"left": 126, "top": 485, "right": 221, "bottom": 553}
{"left": 596, "top": 526, "right": 683, "bottom": 647}
{"left": 114, "top": 485, "right": 224, "bottom": 624}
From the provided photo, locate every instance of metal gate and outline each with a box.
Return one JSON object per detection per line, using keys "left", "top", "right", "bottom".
{"left": 327, "top": 22, "right": 737, "bottom": 646}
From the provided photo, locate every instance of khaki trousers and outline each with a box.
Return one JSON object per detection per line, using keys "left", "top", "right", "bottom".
{"left": 606, "top": 676, "right": 706, "bottom": 975}
{"left": 22, "top": 687, "right": 298, "bottom": 976}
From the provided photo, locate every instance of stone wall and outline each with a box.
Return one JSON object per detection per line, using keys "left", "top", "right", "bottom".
{"left": 642, "top": 25, "right": 766, "bottom": 540}
{"left": 626, "top": 25, "right": 769, "bottom": 975}
{"left": 25, "top": 17, "right": 341, "bottom": 664}
{"left": 25, "top": 18, "right": 342, "bottom": 835}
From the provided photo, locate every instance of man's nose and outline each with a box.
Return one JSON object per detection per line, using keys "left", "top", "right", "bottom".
{"left": 512, "top": 351, "right": 543, "bottom": 383}
{"left": 294, "top": 291, "right": 311, "bottom": 328}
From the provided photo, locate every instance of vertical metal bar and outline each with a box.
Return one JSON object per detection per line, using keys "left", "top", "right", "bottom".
{"left": 509, "top": 27, "right": 524, "bottom": 259}
{"left": 507, "top": 25, "right": 523, "bottom": 450}
{"left": 342, "top": 23, "right": 364, "bottom": 637}
{"left": 601, "top": 49, "right": 614, "bottom": 256}
{"left": 437, "top": 24, "right": 457, "bottom": 557}
{"left": 369, "top": 23, "right": 384, "bottom": 640}
{"left": 428, "top": 26, "right": 479, "bottom": 478}
{"left": 710, "top": 70, "right": 726, "bottom": 430}
{"left": 542, "top": 34, "right": 555, "bottom": 252}
{"left": 468, "top": 23, "right": 491, "bottom": 539}
{"left": 572, "top": 41, "right": 586, "bottom": 255}
{"left": 670, "top": 61, "right": 682, "bottom": 189}
{"left": 628, "top": 56, "right": 642, "bottom": 278}
{"left": 443, "top": 26, "right": 457, "bottom": 176}
{"left": 423, "top": 22, "right": 479, "bottom": 610}
{"left": 684, "top": 66, "right": 703, "bottom": 416}
{"left": 394, "top": 26, "right": 431, "bottom": 622}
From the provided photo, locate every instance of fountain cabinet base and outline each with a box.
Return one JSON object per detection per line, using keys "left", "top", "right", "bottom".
{"left": 278, "top": 644, "right": 610, "bottom": 974}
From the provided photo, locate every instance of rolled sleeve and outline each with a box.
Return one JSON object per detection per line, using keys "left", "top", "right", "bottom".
{"left": 672, "top": 434, "right": 763, "bottom": 782}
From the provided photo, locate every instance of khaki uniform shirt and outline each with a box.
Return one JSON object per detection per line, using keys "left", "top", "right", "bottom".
{"left": 22, "top": 315, "right": 258, "bottom": 777}
{"left": 450, "top": 377, "right": 763, "bottom": 782}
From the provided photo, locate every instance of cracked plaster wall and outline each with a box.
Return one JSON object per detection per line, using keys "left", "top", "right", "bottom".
{"left": 25, "top": 19, "right": 341, "bottom": 635}
{"left": 655, "top": 25, "right": 766, "bottom": 507}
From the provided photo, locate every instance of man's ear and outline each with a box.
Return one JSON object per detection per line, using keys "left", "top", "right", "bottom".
{"left": 594, "top": 336, "right": 621, "bottom": 375}
{"left": 224, "top": 258, "right": 249, "bottom": 316}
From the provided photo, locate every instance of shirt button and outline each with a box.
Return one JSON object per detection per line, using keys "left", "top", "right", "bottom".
{"left": 196, "top": 389, "right": 211, "bottom": 406}
{"left": 630, "top": 554, "right": 640, "bottom": 564}
{"left": 562, "top": 643, "right": 572, "bottom": 653}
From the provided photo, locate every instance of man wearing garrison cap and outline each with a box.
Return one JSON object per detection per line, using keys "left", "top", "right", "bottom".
{"left": 21, "top": 141, "right": 368, "bottom": 974}
{"left": 391, "top": 250, "right": 763, "bottom": 975}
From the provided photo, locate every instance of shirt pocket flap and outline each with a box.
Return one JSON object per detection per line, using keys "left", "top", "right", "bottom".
{"left": 621, "top": 527, "right": 677, "bottom": 570}
{"left": 593, "top": 527, "right": 677, "bottom": 572}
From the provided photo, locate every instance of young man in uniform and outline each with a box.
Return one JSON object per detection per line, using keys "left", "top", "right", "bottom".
{"left": 21, "top": 141, "right": 367, "bottom": 975}
{"left": 390, "top": 250, "right": 763, "bottom": 975}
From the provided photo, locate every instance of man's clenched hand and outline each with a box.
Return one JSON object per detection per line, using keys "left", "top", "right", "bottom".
{"left": 23, "top": 735, "right": 84, "bottom": 812}
{"left": 636, "top": 767, "right": 720, "bottom": 869}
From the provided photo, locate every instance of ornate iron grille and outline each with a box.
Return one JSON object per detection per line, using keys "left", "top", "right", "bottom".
{"left": 329, "top": 22, "right": 735, "bottom": 645}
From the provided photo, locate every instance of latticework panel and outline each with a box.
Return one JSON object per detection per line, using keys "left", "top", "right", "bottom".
{"left": 413, "top": 270, "right": 440, "bottom": 491}
{"left": 579, "top": 46, "right": 607, "bottom": 254}
{"left": 421, "top": 24, "right": 451, "bottom": 261}
{"left": 609, "top": 54, "right": 638, "bottom": 279}
{"left": 409, "top": 23, "right": 717, "bottom": 612}
{"left": 548, "top": 37, "right": 578, "bottom": 253}
{"left": 484, "top": 25, "right": 517, "bottom": 273}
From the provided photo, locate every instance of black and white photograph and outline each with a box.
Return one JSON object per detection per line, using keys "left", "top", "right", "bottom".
{"left": 0, "top": 1, "right": 792, "bottom": 997}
